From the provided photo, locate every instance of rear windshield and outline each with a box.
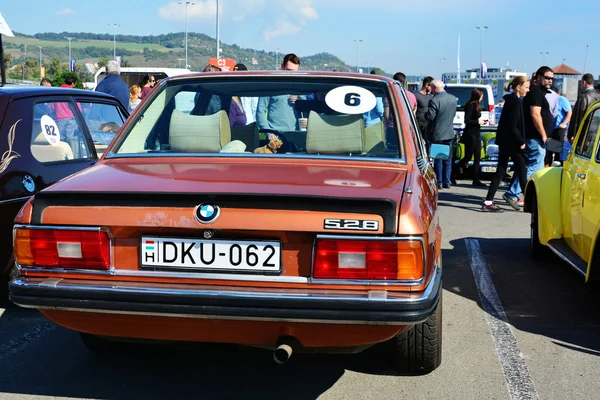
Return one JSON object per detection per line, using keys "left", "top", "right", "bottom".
{"left": 110, "top": 76, "right": 403, "bottom": 161}
{"left": 445, "top": 87, "right": 489, "bottom": 111}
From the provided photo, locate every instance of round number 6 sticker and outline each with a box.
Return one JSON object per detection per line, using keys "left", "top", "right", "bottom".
{"left": 325, "top": 86, "right": 377, "bottom": 115}
{"left": 40, "top": 115, "right": 61, "bottom": 146}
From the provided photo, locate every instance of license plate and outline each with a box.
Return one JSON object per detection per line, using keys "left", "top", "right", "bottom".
{"left": 482, "top": 166, "right": 497, "bottom": 173}
{"left": 141, "top": 236, "right": 281, "bottom": 273}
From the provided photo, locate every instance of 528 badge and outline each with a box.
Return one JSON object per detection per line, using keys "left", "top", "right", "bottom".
{"left": 323, "top": 219, "right": 379, "bottom": 231}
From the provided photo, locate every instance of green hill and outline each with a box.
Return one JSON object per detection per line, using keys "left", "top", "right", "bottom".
{"left": 3, "top": 31, "right": 354, "bottom": 73}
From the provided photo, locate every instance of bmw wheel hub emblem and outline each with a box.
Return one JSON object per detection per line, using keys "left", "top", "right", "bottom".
{"left": 195, "top": 203, "right": 220, "bottom": 224}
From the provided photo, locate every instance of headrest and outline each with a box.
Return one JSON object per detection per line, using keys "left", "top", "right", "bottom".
{"left": 169, "top": 110, "right": 231, "bottom": 152}
{"left": 305, "top": 111, "right": 365, "bottom": 154}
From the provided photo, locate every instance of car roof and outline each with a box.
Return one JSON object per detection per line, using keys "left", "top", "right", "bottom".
{"left": 166, "top": 70, "right": 396, "bottom": 84}
{"left": 0, "top": 86, "right": 118, "bottom": 101}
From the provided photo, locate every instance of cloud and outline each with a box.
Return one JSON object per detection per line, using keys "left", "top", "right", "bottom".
{"left": 55, "top": 8, "right": 75, "bottom": 16}
{"left": 158, "top": 0, "right": 318, "bottom": 40}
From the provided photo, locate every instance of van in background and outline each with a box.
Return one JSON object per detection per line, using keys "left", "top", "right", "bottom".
{"left": 94, "top": 67, "right": 193, "bottom": 88}
{"left": 445, "top": 83, "right": 496, "bottom": 129}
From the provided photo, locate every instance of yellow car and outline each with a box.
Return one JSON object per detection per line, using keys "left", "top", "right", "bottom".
{"left": 524, "top": 101, "right": 600, "bottom": 283}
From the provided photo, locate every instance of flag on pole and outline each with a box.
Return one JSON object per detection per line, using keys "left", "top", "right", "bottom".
{"left": 481, "top": 62, "right": 488, "bottom": 79}
{"left": 457, "top": 34, "right": 461, "bottom": 84}
{"left": 0, "top": 13, "right": 14, "bottom": 37}
{"left": 69, "top": 59, "right": 75, "bottom": 72}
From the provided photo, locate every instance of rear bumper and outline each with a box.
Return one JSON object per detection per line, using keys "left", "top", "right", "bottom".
{"left": 9, "top": 268, "right": 441, "bottom": 325}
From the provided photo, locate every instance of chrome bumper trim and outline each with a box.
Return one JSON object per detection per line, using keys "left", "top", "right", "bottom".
{"left": 9, "top": 267, "right": 441, "bottom": 325}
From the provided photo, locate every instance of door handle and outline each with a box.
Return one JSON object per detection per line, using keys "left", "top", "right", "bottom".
{"left": 577, "top": 173, "right": 587, "bottom": 180}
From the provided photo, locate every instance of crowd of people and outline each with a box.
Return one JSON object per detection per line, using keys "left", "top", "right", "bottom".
{"left": 39, "top": 59, "right": 597, "bottom": 212}
{"left": 414, "top": 65, "right": 597, "bottom": 213}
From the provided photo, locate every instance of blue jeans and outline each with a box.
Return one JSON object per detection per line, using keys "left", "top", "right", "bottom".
{"left": 434, "top": 139, "right": 453, "bottom": 186}
{"left": 504, "top": 138, "right": 546, "bottom": 199}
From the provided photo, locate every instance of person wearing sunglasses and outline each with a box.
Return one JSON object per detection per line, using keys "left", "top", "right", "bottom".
{"left": 140, "top": 74, "right": 156, "bottom": 101}
{"left": 502, "top": 66, "right": 556, "bottom": 209}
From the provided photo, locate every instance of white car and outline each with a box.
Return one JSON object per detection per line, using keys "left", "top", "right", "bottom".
{"left": 445, "top": 83, "right": 496, "bottom": 129}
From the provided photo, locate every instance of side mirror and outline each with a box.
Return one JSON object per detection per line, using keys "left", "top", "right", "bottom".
{"left": 429, "top": 144, "right": 451, "bottom": 160}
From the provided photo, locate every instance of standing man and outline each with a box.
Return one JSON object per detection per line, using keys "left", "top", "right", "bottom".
{"left": 95, "top": 60, "right": 129, "bottom": 108}
{"left": 545, "top": 86, "right": 572, "bottom": 165}
{"left": 393, "top": 72, "right": 417, "bottom": 113}
{"left": 503, "top": 66, "right": 555, "bottom": 207}
{"left": 256, "top": 54, "right": 303, "bottom": 131}
{"left": 567, "top": 73, "right": 600, "bottom": 142}
{"left": 414, "top": 76, "right": 434, "bottom": 139}
{"left": 426, "top": 79, "right": 457, "bottom": 189}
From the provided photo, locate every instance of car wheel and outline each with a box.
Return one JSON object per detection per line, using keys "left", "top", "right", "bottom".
{"left": 530, "top": 193, "right": 547, "bottom": 259}
{"left": 388, "top": 292, "right": 442, "bottom": 374}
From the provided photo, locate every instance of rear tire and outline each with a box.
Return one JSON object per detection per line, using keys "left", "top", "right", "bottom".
{"left": 388, "top": 292, "right": 442, "bottom": 374}
{"left": 530, "top": 193, "right": 548, "bottom": 259}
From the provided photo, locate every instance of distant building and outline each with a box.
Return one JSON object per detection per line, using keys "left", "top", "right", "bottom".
{"left": 442, "top": 67, "right": 527, "bottom": 83}
{"left": 551, "top": 63, "right": 582, "bottom": 103}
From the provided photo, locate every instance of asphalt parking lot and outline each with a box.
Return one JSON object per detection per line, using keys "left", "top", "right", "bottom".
{"left": 1, "top": 182, "right": 599, "bottom": 400}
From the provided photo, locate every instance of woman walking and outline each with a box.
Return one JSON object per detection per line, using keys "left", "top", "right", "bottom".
{"left": 454, "top": 88, "right": 487, "bottom": 187}
{"left": 482, "top": 76, "right": 530, "bottom": 212}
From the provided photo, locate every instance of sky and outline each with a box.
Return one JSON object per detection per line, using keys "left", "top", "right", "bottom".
{"left": 1, "top": 0, "right": 598, "bottom": 78}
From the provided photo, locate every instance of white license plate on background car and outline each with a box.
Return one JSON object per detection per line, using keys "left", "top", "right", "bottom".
{"left": 140, "top": 237, "right": 281, "bottom": 272}
{"left": 482, "top": 166, "right": 497, "bottom": 173}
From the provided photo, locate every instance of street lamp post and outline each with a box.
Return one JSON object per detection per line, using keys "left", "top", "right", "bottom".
{"left": 540, "top": 51, "right": 549, "bottom": 65}
{"left": 216, "top": 0, "right": 220, "bottom": 59}
{"left": 36, "top": 45, "right": 42, "bottom": 76}
{"left": 65, "top": 37, "right": 74, "bottom": 70}
{"left": 476, "top": 25, "right": 488, "bottom": 83}
{"left": 178, "top": 2, "right": 196, "bottom": 69}
{"left": 107, "top": 23, "right": 119, "bottom": 60}
{"left": 353, "top": 39, "right": 362, "bottom": 73}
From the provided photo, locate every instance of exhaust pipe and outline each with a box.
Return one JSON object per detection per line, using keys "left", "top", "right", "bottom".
{"left": 273, "top": 343, "right": 293, "bottom": 364}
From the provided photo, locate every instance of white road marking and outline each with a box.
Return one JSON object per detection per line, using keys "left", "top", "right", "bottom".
{"left": 465, "top": 239, "right": 539, "bottom": 400}
{"left": 0, "top": 322, "right": 56, "bottom": 361}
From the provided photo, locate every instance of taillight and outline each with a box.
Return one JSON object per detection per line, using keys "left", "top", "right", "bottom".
{"left": 14, "top": 227, "right": 111, "bottom": 270}
{"left": 313, "top": 239, "right": 423, "bottom": 281}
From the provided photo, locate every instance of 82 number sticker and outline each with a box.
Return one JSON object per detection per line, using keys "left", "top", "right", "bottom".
{"left": 325, "top": 86, "right": 377, "bottom": 115}
{"left": 40, "top": 115, "right": 61, "bottom": 146}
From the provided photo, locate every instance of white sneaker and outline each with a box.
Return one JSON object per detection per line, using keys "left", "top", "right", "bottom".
{"left": 551, "top": 161, "right": 561, "bottom": 167}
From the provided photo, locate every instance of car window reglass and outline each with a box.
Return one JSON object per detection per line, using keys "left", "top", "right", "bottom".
{"left": 31, "top": 102, "right": 92, "bottom": 163}
{"left": 575, "top": 109, "right": 600, "bottom": 159}
{"left": 445, "top": 87, "right": 489, "bottom": 111}
{"left": 112, "top": 78, "right": 403, "bottom": 162}
{"left": 77, "top": 101, "right": 126, "bottom": 157}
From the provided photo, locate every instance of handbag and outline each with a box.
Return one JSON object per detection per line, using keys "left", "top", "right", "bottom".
{"left": 545, "top": 138, "right": 563, "bottom": 153}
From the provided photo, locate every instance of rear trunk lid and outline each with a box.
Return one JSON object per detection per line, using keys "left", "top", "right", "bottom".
{"left": 30, "top": 158, "right": 409, "bottom": 281}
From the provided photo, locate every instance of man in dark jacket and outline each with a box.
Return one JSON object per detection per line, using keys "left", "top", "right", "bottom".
{"left": 426, "top": 79, "right": 458, "bottom": 188}
{"left": 567, "top": 73, "right": 600, "bottom": 141}
{"left": 95, "top": 60, "right": 129, "bottom": 108}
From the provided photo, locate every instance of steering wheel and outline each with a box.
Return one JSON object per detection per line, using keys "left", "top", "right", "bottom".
{"left": 259, "top": 129, "right": 298, "bottom": 153}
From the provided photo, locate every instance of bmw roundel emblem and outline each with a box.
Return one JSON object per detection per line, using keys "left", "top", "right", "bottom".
{"left": 194, "top": 203, "right": 220, "bottom": 224}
